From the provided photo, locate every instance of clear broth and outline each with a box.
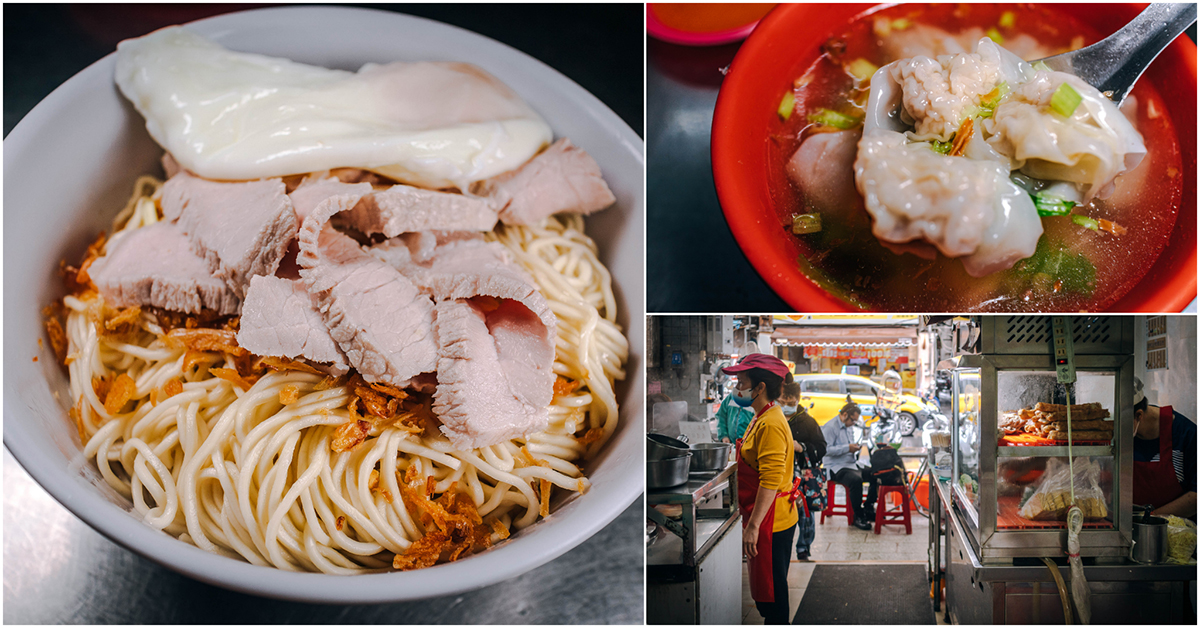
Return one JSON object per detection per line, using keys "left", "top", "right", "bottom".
{"left": 769, "top": 4, "right": 1182, "bottom": 312}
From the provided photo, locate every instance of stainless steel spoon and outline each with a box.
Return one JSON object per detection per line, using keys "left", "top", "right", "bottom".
{"left": 1036, "top": 3, "right": 1196, "bottom": 105}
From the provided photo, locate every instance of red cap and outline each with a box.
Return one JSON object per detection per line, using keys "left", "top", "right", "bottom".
{"left": 722, "top": 353, "right": 790, "bottom": 378}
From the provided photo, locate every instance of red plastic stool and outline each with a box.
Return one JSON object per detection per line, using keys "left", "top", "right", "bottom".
{"left": 874, "top": 484, "right": 912, "bottom": 534}
{"left": 821, "top": 480, "right": 854, "bottom": 525}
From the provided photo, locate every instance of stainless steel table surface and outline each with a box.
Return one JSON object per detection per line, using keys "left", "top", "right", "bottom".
{"left": 646, "top": 36, "right": 790, "bottom": 313}
{"left": 3, "top": 4, "right": 644, "bottom": 623}
{"left": 3, "top": 449, "right": 643, "bottom": 623}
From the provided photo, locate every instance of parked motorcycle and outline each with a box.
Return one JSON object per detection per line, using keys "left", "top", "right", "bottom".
{"left": 866, "top": 389, "right": 904, "bottom": 446}
{"left": 935, "top": 369, "right": 952, "bottom": 402}
{"left": 921, "top": 409, "right": 950, "bottom": 434}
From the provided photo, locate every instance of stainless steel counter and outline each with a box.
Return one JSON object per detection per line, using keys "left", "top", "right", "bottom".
{"left": 647, "top": 461, "right": 742, "bottom": 625}
{"left": 647, "top": 461, "right": 739, "bottom": 568}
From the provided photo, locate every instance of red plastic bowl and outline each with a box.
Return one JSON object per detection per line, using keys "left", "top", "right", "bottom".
{"left": 646, "top": 3, "right": 773, "bottom": 46}
{"left": 712, "top": 3, "right": 1196, "bottom": 312}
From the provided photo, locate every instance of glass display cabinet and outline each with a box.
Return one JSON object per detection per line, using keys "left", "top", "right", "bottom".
{"left": 948, "top": 316, "right": 1133, "bottom": 563}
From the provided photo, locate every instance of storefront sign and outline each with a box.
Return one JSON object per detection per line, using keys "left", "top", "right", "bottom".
{"left": 803, "top": 345, "right": 910, "bottom": 362}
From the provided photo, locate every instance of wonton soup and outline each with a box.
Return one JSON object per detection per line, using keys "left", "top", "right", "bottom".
{"left": 770, "top": 4, "right": 1183, "bottom": 311}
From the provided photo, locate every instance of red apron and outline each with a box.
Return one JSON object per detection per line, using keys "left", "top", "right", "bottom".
{"left": 736, "top": 403, "right": 800, "bottom": 604}
{"left": 1133, "top": 406, "right": 1185, "bottom": 510}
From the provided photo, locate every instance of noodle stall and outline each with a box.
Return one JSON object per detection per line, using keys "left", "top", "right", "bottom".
{"left": 928, "top": 316, "right": 1194, "bottom": 624}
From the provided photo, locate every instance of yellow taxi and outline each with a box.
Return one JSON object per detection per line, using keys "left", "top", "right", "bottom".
{"left": 795, "top": 373, "right": 936, "bottom": 436}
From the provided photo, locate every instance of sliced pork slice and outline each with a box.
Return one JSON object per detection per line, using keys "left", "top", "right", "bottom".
{"left": 432, "top": 299, "right": 554, "bottom": 449}
{"left": 340, "top": 184, "right": 498, "bottom": 237}
{"left": 289, "top": 177, "right": 373, "bottom": 224}
{"left": 297, "top": 193, "right": 437, "bottom": 387}
{"left": 237, "top": 275, "right": 349, "bottom": 374}
{"left": 89, "top": 221, "right": 239, "bottom": 315}
{"left": 472, "top": 138, "right": 615, "bottom": 226}
{"left": 160, "top": 171, "right": 297, "bottom": 298}
{"left": 371, "top": 235, "right": 556, "bottom": 343}
{"left": 370, "top": 231, "right": 485, "bottom": 268}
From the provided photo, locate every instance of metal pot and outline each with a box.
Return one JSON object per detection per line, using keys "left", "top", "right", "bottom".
{"left": 1131, "top": 514, "right": 1169, "bottom": 564}
{"left": 688, "top": 442, "right": 732, "bottom": 472}
{"left": 647, "top": 454, "right": 692, "bottom": 489}
{"left": 647, "top": 433, "right": 689, "bottom": 461}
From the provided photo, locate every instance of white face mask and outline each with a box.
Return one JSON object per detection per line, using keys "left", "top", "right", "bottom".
{"left": 782, "top": 404, "right": 798, "bottom": 415}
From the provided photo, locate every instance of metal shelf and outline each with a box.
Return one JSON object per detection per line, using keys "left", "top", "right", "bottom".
{"left": 996, "top": 445, "right": 1113, "bottom": 457}
{"left": 647, "top": 463, "right": 736, "bottom": 506}
{"left": 646, "top": 461, "right": 738, "bottom": 567}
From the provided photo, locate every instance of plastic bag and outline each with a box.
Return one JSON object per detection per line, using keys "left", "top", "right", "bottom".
{"left": 1017, "top": 457, "right": 1108, "bottom": 521}
{"left": 1165, "top": 515, "right": 1197, "bottom": 564}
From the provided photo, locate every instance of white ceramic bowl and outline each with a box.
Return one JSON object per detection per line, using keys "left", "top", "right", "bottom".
{"left": 3, "top": 6, "right": 644, "bottom": 604}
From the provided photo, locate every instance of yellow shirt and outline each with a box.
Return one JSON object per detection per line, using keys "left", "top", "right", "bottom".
{"left": 740, "top": 404, "right": 798, "bottom": 532}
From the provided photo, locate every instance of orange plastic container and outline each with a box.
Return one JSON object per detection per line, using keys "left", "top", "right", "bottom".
{"left": 914, "top": 476, "right": 930, "bottom": 511}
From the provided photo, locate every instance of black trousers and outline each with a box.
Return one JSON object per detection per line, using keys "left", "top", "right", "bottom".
{"left": 832, "top": 467, "right": 867, "bottom": 521}
{"left": 755, "top": 523, "right": 796, "bottom": 625}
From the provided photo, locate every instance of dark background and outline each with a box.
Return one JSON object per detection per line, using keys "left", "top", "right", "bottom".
{"left": 647, "top": 36, "right": 791, "bottom": 313}
{"left": 2, "top": 3, "right": 643, "bottom": 624}
{"left": 3, "top": 3, "right": 644, "bottom": 138}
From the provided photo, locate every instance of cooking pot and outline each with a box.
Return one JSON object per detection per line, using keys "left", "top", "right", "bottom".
{"left": 647, "top": 433, "right": 690, "bottom": 461}
{"left": 647, "top": 454, "right": 692, "bottom": 489}
{"left": 688, "top": 442, "right": 732, "bottom": 472}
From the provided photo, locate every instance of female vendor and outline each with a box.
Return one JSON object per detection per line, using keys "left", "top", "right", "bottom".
{"left": 1132, "top": 379, "right": 1197, "bottom": 518}
{"left": 722, "top": 354, "right": 799, "bottom": 625}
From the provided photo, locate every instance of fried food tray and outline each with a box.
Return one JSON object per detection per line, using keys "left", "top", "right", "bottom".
{"left": 999, "top": 434, "right": 1112, "bottom": 447}
{"left": 995, "top": 494, "right": 1114, "bottom": 530}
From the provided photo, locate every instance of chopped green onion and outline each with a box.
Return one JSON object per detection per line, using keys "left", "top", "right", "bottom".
{"left": 778, "top": 91, "right": 795, "bottom": 121}
{"left": 981, "top": 82, "right": 1008, "bottom": 108}
{"left": 1045, "top": 249, "right": 1095, "bottom": 296}
{"left": 1050, "top": 82, "right": 1083, "bottom": 117}
{"left": 892, "top": 18, "right": 911, "bottom": 30}
{"left": 792, "top": 213, "right": 823, "bottom": 235}
{"left": 999, "top": 11, "right": 1016, "bottom": 28}
{"left": 846, "top": 58, "right": 879, "bottom": 82}
{"left": 1032, "top": 193, "right": 1077, "bottom": 216}
{"left": 1014, "top": 238, "right": 1096, "bottom": 296}
{"left": 986, "top": 27, "right": 1004, "bottom": 44}
{"left": 969, "top": 82, "right": 1009, "bottom": 119}
{"left": 1032, "top": 60, "right": 1052, "bottom": 72}
{"left": 1068, "top": 215, "right": 1125, "bottom": 236}
{"left": 929, "top": 138, "right": 953, "bottom": 155}
{"left": 1072, "top": 215, "right": 1100, "bottom": 231}
{"left": 807, "top": 108, "right": 862, "bottom": 130}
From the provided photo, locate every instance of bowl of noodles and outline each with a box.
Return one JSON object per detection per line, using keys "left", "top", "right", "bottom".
{"left": 712, "top": 3, "right": 1196, "bottom": 312}
{"left": 3, "top": 6, "right": 644, "bottom": 603}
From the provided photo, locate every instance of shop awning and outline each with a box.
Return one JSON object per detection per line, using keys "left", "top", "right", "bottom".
{"left": 770, "top": 325, "right": 917, "bottom": 347}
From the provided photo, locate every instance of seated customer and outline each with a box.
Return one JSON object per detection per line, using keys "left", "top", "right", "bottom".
{"left": 864, "top": 432, "right": 907, "bottom": 519}
{"left": 821, "top": 402, "right": 872, "bottom": 530}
